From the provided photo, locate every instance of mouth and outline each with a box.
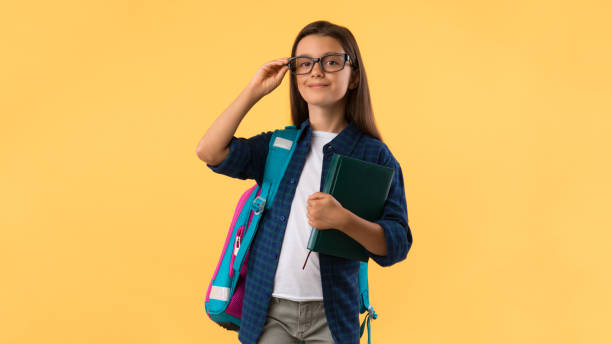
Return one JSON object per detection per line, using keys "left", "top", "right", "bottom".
{"left": 308, "top": 84, "right": 329, "bottom": 88}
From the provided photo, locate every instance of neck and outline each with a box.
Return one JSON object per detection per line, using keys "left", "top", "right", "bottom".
{"left": 307, "top": 100, "right": 348, "bottom": 133}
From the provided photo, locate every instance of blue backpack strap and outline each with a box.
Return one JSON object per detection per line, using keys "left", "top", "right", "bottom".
{"left": 262, "top": 126, "right": 301, "bottom": 209}
{"left": 232, "top": 126, "right": 302, "bottom": 274}
{"left": 359, "top": 261, "right": 377, "bottom": 344}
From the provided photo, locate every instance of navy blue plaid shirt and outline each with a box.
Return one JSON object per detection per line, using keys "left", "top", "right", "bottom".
{"left": 207, "top": 118, "right": 412, "bottom": 344}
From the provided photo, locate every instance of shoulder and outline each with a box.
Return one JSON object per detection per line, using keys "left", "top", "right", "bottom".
{"left": 234, "top": 130, "right": 274, "bottom": 149}
{"left": 357, "top": 134, "right": 401, "bottom": 169}
{"left": 253, "top": 130, "right": 275, "bottom": 141}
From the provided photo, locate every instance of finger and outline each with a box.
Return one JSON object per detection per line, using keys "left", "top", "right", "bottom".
{"left": 275, "top": 66, "right": 288, "bottom": 78}
{"left": 265, "top": 62, "right": 285, "bottom": 70}
{"left": 264, "top": 60, "right": 286, "bottom": 70}
{"left": 308, "top": 192, "right": 323, "bottom": 199}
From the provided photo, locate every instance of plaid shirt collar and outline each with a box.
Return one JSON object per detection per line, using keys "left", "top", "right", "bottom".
{"left": 298, "top": 117, "right": 363, "bottom": 156}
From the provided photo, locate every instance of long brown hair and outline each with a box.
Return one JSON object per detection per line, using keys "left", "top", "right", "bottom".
{"left": 289, "top": 20, "right": 383, "bottom": 141}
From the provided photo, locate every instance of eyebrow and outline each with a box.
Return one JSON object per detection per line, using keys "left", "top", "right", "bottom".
{"left": 295, "top": 51, "right": 344, "bottom": 57}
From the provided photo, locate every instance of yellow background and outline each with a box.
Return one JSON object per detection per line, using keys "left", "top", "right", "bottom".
{"left": 1, "top": 1, "right": 610, "bottom": 343}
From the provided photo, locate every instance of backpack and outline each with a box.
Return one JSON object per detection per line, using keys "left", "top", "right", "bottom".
{"left": 204, "top": 126, "right": 377, "bottom": 343}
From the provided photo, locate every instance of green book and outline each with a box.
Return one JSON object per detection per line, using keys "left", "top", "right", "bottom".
{"left": 306, "top": 153, "right": 395, "bottom": 262}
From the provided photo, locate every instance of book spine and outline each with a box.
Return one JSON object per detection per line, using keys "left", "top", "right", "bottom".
{"left": 321, "top": 153, "right": 340, "bottom": 193}
{"left": 306, "top": 227, "right": 319, "bottom": 251}
{"left": 308, "top": 154, "right": 340, "bottom": 251}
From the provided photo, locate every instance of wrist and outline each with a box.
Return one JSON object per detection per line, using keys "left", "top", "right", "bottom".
{"left": 243, "top": 83, "right": 263, "bottom": 103}
{"left": 338, "top": 208, "right": 354, "bottom": 234}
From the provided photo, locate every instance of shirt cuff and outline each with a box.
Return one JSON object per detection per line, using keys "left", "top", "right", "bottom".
{"left": 206, "top": 137, "right": 242, "bottom": 175}
{"left": 367, "top": 218, "right": 411, "bottom": 267}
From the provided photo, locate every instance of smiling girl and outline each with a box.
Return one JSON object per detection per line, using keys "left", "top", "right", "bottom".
{"left": 197, "top": 20, "right": 412, "bottom": 344}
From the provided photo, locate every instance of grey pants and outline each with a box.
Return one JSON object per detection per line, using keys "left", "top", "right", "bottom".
{"left": 257, "top": 297, "right": 335, "bottom": 344}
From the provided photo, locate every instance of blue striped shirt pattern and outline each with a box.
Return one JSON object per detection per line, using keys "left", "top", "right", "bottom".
{"left": 207, "top": 118, "right": 413, "bottom": 343}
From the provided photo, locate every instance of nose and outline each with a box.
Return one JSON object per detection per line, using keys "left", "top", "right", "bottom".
{"left": 311, "top": 60, "right": 324, "bottom": 76}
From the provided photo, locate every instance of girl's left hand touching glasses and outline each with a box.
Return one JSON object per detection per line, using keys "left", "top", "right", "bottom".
{"left": 306, "top": 192, "right": 348, "bottom": 230}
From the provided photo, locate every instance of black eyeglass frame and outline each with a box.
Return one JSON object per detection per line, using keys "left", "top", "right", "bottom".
{"left": 287, "top": 53, "right": 353, "bottom": 75}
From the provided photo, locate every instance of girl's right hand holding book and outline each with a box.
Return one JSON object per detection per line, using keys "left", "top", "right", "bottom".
{"left": 246, "top": 58, "right": 290, "bottom": 99}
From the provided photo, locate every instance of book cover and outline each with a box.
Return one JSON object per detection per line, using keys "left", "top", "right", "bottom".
{"left": 306, "top": 153, "right": 394, "bottom": 262}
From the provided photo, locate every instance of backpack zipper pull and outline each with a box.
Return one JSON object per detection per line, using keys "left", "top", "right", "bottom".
{"left": 234, "top": 236, "right": 241, "bottom": 255}
{"left": 228, "top": 226, "right": 245, "bottom": 279}
{"left": 234, "top": 226, "right": 244, "bottom": 256}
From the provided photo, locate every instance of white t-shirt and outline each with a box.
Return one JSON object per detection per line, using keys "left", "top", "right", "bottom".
{"left": 271, "top": 129, "right": 338, "bottom": 301}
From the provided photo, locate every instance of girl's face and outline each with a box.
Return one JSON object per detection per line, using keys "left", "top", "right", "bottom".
{"left": 294, "top": 34, "right": 358, "bottom": 108}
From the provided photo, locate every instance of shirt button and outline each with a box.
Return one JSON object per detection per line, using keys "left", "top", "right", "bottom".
{"left": 280, "top": 215, "right": 286, "bottom": 222}
{"left": 290, "top": 178, "right": 295, "bottom": 184}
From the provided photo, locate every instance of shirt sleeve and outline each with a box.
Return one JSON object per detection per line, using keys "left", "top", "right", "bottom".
{"left": 367, "top": 149, "right": 413, "bottom": 267}
{"left": 206, "top": 130, "right": 273, "bottom": 186}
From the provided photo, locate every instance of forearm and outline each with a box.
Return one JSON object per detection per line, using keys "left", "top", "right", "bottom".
{"left": 338, "top": 209, "right": 387, "bottom": 256}
{"left": 196, "top": 85, "right": 261, "bottom": 165}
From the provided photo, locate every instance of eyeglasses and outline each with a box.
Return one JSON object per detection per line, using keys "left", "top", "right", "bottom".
{"left": 287, "top": 53, "right": 352, "bottom": 75}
